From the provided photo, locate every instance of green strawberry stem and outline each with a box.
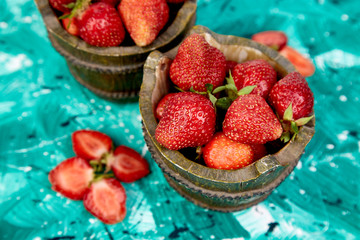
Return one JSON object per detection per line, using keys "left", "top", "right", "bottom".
{"left": 59, "top": 0, "right": 91, "bottom": 20}
{"left": 280, "top": 103, "right": 314, "bottom": 143}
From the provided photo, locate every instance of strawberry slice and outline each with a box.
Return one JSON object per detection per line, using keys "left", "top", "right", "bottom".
{"left": 72, "top": 130, "right": 113, "bottom": 161}
{"left": 109, "top": 146, "right": 150, "bottom": 183}
{"left": 251, "top": 30, "right": 288, "bottom": 51}
{"left": 49, "top": 157, "right": 94, "bottom": 200}
{"left": 279, "top": 46, "right": 315, "bottom": 77}
{"left": 83, "top": 178, "right": 127, "bottom": 224}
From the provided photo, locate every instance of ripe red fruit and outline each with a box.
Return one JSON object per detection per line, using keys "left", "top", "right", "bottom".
{"left": 223, "top": 94, "right": 283, "bottom": 144}
{"left": 169, "top": 34, "right": 227, "bottom": 92}
{"left": 118, "top": 0, "right": 169, "bottom": 47}
{"left": 202, "top": 132, "right": 254, "bottom": 170}
{"left": 279, "top": 46, "right": 315, "bottom": 77}
{"left": 232, "top": 59, "right": 277, "bottom": 98}
{"left": 250, "top": 144, "right": 267, "bottom": 161}
{"left": 94, "top": 0, "right": 120, "bottom": 7}
{"left": 48, "top": 157, "right": 94, "bottom": 200}
{"left": 155, "top": 92, "right": 216, "bottom": 150}
{"left": 83, "top": 178, "right": 126, "bottom": 224}
{"left": 268, "top": 72, "right": 314, "bottom": 120}
{"left": 252, "top": 30, "right": 288, "bottom": 51}
{"left": 155, "top": 93, "right": 177, "bottom": 120}
{"left": 108, "top": 146, "right": 150, "bottom": 183}
{"left": 61, "top": 17, "right": 79, "bottom": 36}
{"left": 225, "top": 60, "right": 238, "bottom": 75}
{"left": 49, "top": 0, "right": 75, "bottom": 13}
{"left": 72, "top": 130, "right": 113, "bottom": 161}
{"left": 76, "top": 2, "right": 125, "bottom": 47}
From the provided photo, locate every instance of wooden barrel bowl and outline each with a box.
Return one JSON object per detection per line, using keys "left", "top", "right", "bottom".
{"left": 139, "top": 25, "right": 315, "bottom": 211}
{"left": 34, "top": 0, "right": 197, "bottom": 100}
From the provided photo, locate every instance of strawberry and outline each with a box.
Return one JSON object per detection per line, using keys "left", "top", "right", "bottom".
{"left": 76, "top": 2, "right": 125, "bottom": 47}
{"left": 49, "top": 0, "right": 75, "bottom": 13}
{"left": 155, "top": 93, "right": 177, "bottom": 120}
{"left": 155, "top": 92, "right": 216, "bottom": 150}
{"left": 223, "top": 94, "right": 283, "bottom": 144}
{"left": 169, "top": 34, "right": 227, "bottom": 92}
{"left": 108, "top": 146, "right": 150, "bottom": 183}
{"left": 250, "top": 144, "right": 267, "bottom": 161}
{"left": 268, "top": 72, "right": 314, "bottom": 121}
{"left": 202, "top": 132, "right": 254, "bottom": 170}
{"left": 72, "top": 130, "right": 113, "bottom": 161}
{"left": 94, "top": 0, "right": 120, "bottom": 7}
{"left": 118, "top": 0, "right": 169, "bottom": 47}
{"left": 83, "top": 178, "right": 126, "bottom": 224}
{"left": 49, "top": 157, "right": 94, "bottom": 200}
{"left": 61, "top": 17, "right": 79, "bottom": 36}
{"left": 232, "top": 59, "right": 277, "bottom": 98}
{"left": 251, "top": 30, "right": 288, "bottom": 51}
{"left": 225, "top": 60, "right": 238, "bottom": 75}
{"left": 167, "top": 0, "right": 185, "bottom": 3}
{"left": 279, "top": 46, "right": 315, "bottom": 77}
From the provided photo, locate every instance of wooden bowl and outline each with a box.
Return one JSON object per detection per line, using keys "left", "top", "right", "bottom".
{"left": 139, "top": 25, "right": 315, "bottom": 212}
{"left": 34, "top": 0, "right": 197, "bottom": 100}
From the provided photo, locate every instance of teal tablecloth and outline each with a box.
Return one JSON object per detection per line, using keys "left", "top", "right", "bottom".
{"left": 1, "top": 0, "right": 359, "bottom": 239}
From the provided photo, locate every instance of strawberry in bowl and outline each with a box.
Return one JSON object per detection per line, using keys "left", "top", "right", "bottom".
{"left": 140, "top": 25, "right": 315, "bottom": 211}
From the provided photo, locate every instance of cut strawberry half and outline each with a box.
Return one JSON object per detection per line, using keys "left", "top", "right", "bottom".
{"left": 83, "top": 178, "right": 127, "bottom": 224}
{"left": 49, "top": 157, "right": 94, "bottom": 200}
{"left": 72, "top": 130, "right": 113, "bottom": 161}
{"left": 251, "top": 30, "right": 288, "bottom": 51}
{"left": 279, "top": 46, "right": 315, "bottom": 77}
{"left": 109, "top": 146, "right": 150, "bottom": 183}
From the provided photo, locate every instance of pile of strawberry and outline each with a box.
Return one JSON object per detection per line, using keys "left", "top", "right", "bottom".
{"left": 49, "top": 0, "right": 185, "bottom": 47}
{"left": 154, "top": 33, "right": 314, "bottom": 170}
{"left": 48, "top": 130, "right": 150, "bottom": 224}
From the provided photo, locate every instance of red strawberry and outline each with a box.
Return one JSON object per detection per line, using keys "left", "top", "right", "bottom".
{"left": 155, "top": 92, "right": 216, "bottom": 150}
{"left": 155, "top": 93, "right": 177, "bottom": 120}
{"left": 223, "top": 94, "right": 283, "bottom": 144}
{"left": 268, "top": 72, "right": 314, "bottom": 121}
{"left": 49, "top": 0, "right": 75, "bottom": 13}
{"left": 169, "top": 34, "right": 227, "bottom": 92}
{"left": 250, "top": 144, "right": 267, "bottom": 161}
{"left": 202, "top": 132, "right": 254, "bottom": 170}
{"left": 94, "top": 0, "right": 120, "bottom": 7}
{"left": 76, "top": 2, "right": 125, "bottom": 47}
{"left": 108, "top": 146, "right": 150, "bottom": 183}
{"left": 49, "top": 157, "right": 94, "bottom": 200}
{"left": 61, "top": 17, "right": 79, "bottom": 36}
{"left": 252, "top": 31, "right": 288, "bottom": 51}
{"left": 118, "top": 0, "right": 169, "bottom": 47}
{"left": 225, "top": 60, "right": 238, "bottom": 75}
{"left": 232, "top": 59, "right": 277, "bottom": 98}
{"left": 83, "top": 178, "right": 126, "bottom": 224}
{"left": 72, "top": 130, "right": 113, "bottom": 161}
{"left": 279, "top": 46, "right": 315, "bottom": 77}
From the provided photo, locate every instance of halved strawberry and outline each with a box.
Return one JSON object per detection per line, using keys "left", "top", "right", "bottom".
{"left": 251, "top": 30, "right": 288, "bottom": 51}
{"left": 108, "top": 146, "right": 150, "bottom": 183}
{"left": 279, "top": 46, "right": 315, "bottom": 77}
{"left": 72, "top": 130, "right": 113, "bottom": 161}
{"left": 49, "top": 157, "right": 94, "bottom": 200}
{"left": 83, "top": 178, "right": 126, "bottom": 224}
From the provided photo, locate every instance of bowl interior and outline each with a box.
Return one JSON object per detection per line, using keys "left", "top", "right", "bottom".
{"left": 140, "top": 25, "right": 315, "bottom": 189}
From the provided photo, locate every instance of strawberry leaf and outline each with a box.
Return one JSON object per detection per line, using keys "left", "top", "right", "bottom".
{"left": 291, "top": 121, "right": 299, "bottom": 134}
{"left": 283, "top": 103, "right": 293, "bottom": 121}
{"left": 216, "top": 97, "right": 233, "bottom": 110}
{"left": 295, "top": 115, "right": 314, "bottom": 126}
{"left": 280, "top": 132, "right": 291, "bottom": 143}
{"left": 237, "top": 85, "right": 256, "bottom": 96}
{"left": 213, "top": 86, "right": 226, "bottom": 94}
